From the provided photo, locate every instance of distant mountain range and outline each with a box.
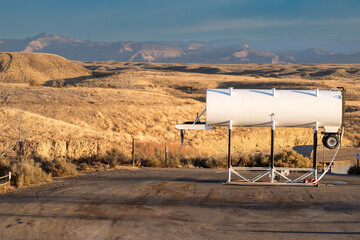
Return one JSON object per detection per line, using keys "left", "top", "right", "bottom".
{"left": 1, "top": 33, "right": 360, "bottom": 64}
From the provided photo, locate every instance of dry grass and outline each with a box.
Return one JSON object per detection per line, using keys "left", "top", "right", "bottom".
{"left": 0, "top": 53, "right": 358, "bottom": 166}
{"left": 235, "top": 150, "right": 312, "bottom": 168}
{"left": 0, "top": 158, "right": 52, "bottom": 187}
{"left": 0, "top": 52, "right": 91, "bottom": 84}
{"left": 0, "top": 53, "right": 357, "bottom": 191}
{"left": 39, "top": 158, "right": 78, "bottom": 177}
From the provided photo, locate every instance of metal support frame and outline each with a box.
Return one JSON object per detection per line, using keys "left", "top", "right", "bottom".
{"left": 193, "top": 108, "right": 206, "bottom": 124}
{"left": 313, "top": 121, "right": 318, "bottom": 180}
{"left": 227, "top": 120, "right": 232, "bottom": 183}
{"left": 230, "top": 167, "right": 271, "bottom": 182}
{"left": 228, "top": 167, "right": 317, "bottom": 185}
{"left": 179, "top": 88, "right": 345, "bottom": 186}
{"left": 270, "top": 120, "right": 275, "bottom": 183}
{"left": 226, "top": 120, "right": 322, "bottom": 186}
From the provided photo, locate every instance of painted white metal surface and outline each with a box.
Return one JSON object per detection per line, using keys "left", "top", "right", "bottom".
{"left": 206, "top": 89, "right": 342, "bottom": 132}
{"left": 176, "top": 124, "right": 211, "bottom": 130}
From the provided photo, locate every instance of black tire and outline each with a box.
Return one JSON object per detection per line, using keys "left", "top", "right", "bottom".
{"left": 323, "top": 134, "right": 339, "bottom": 149}
{"left": 322, "top": 136, "right": 326, "bottom": 146}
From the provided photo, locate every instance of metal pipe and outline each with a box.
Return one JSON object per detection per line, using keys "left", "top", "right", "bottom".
{"left": 313, "top": 122, "right": 318, "bottom": 179}
{"left": 227, "top": 120, "right": 232, "bottom": 182}
{"left": 271, "top": 129, "right": 274, "bottom": 169}
{"left": 180, "top": 130, "right": 184, "bottom": 146}
{"left": 270, "top": 121, "right": 275, "bottom": 182}
{"left": 192, "top": 108, "right": 206, "bottom": 124}
{"left": 228, "top": 128, "right": 231, "bottom": 169}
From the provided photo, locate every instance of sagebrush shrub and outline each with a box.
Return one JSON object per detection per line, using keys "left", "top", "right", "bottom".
{"left": 10, "top": 158, "right": 51, "bottom": 187}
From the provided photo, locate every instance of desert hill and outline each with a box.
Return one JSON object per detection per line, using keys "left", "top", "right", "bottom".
{"left": 0, "top": 52, "right": 358, "bottom": 161}
{"left": 0, "top": 52, "right": 91, "bottom": 84}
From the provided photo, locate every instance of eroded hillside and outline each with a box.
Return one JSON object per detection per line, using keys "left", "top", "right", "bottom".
{"left": 0, "top": 53, "right": 359, "bottom": 160}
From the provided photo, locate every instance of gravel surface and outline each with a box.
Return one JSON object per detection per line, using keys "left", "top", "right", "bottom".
{"left": 0, "top": 168, "right": 359, "bottom": 240}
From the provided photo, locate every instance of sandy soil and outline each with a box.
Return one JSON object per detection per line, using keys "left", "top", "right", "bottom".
{"left": 0, "top": 168, "right": 359, "bottom": 240}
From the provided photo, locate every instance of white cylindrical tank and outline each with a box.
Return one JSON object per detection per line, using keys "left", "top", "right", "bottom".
{"left": 206, "top": 88, "right": 342, "bottom": 133}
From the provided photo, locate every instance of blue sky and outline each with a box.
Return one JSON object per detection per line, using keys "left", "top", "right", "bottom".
{"left": 1, "top": 0, "right": 359, "bottom": 41}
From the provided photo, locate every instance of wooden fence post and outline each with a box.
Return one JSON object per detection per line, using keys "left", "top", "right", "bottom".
{"left": 132, "top": 138, "right": 135, "bottom": 167}
{"left": 165, "top": 145, "right": 168, "bottom": 167}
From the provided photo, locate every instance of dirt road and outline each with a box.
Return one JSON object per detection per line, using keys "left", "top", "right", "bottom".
{"left": 0, "top": 168, "right": 359, "bottom": 240}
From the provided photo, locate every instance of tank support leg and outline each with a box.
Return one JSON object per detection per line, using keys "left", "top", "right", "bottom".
{"left": 270, "top": 121, "right": 275, "bottom": 183}
{"left": 313, "top": 121, "right": 318, "bottom": 180}
{"left": 227, "top": 120, "right": 232, "bottom": 183}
